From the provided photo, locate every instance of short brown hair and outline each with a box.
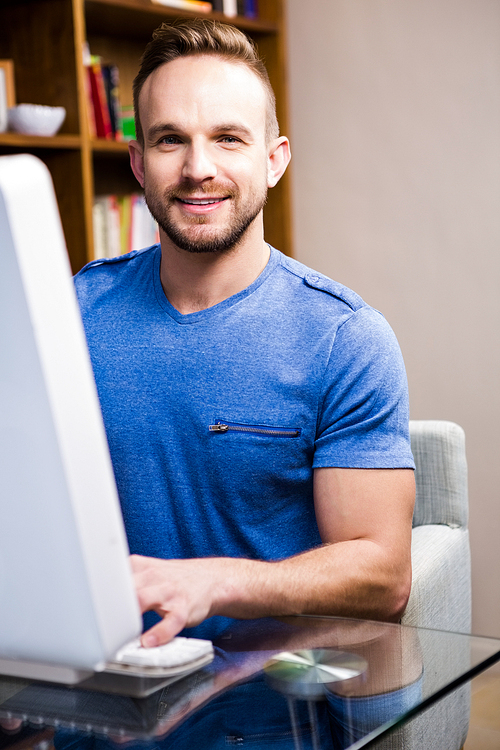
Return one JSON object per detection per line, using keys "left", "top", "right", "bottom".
{"left": 132, "top": 18, "right": 279, "bottom": 146}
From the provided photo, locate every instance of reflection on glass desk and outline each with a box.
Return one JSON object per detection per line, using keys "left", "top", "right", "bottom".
{"left": 0, "top": 616, "right": 499, "bottom": 750}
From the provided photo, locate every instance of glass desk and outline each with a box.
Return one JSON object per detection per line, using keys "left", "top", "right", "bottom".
{"left": 0, "top": 616, "right": 499, "bottom": 750}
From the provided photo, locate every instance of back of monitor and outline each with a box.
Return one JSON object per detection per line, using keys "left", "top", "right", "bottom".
{"left": 0, "top": 154, "right": 141, "bottom": 683}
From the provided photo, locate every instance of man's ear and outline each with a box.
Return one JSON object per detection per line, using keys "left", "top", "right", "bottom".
{"left": 129, "top": 140, "right": 145, "bottom": 188}
{"left": 267, "top": 136, "right": 291, "bottom": 189}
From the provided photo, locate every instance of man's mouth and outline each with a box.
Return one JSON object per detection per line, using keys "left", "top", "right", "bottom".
{"left": 177, "top": 197, "right": 229, "bottom": 205}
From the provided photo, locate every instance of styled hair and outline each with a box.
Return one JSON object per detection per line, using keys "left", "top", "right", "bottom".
{"left": 132, "top": 18, "right": 279, "bottom": 146}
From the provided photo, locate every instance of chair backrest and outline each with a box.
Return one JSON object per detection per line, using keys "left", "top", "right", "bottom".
{"left": 410, "top": 420, "right": 468, "bottom": 529}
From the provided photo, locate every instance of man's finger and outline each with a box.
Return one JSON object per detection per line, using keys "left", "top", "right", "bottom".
{"left": 141, "top": 610, "right": 186, "bottom": 647}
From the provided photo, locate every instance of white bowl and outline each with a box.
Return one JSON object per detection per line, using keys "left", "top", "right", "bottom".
{"left": 8, "top": 104, "right": 66, "bottom": 137}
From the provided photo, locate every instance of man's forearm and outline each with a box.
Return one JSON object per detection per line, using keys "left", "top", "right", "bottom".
{"left": 206, "top": 541, "right": 410, "bottom": 622}
{"left": 132, "top": 540, "right": 411, "bottom": 646}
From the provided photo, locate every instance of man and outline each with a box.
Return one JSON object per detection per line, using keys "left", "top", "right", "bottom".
{"left": 75, "top": 19, "right": 415, "bottom": 647}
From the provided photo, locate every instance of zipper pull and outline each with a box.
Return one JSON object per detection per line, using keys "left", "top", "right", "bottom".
{"left": 209, "top": 422, "right": 229, "bottom": 433}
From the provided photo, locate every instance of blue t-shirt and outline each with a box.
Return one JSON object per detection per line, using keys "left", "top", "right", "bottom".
{"left": 74, "top": 245, "right": 414, "bottom": 639}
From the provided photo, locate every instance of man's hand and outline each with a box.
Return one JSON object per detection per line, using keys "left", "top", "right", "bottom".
{"left": 131, "top": 555, "right": 230, "bottom": 646}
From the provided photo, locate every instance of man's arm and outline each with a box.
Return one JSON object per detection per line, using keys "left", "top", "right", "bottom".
{"left": 132, "top": 467, "right": 415, "bottom": 646}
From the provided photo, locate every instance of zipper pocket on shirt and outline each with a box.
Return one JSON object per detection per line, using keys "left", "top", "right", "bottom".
{"left": 209, "top": 420, "right": 301, "bottom": 438}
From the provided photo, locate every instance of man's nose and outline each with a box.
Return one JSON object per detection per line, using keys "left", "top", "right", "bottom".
{"left": 182, "top": 141, "right": 217, "bottom": 183}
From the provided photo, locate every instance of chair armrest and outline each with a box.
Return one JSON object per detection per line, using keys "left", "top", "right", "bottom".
{"left": 402, "top": 525, "right": 471, "bottom": 633}
{"left": 410, "top": 421, "right": 468, "bottom": 529}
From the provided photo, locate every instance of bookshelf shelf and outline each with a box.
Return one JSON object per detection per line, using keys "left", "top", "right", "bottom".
{"left": 0, "top": 133, "right": 82, "bottom": 149}
{"left": 86, "top": 0, "right": 279, "bottom": 37}
{"left": 0, "top": 0, "right": 291, "bottom": 272}
{"left": 91, "top": 138, "right": 130, "bottom": 153}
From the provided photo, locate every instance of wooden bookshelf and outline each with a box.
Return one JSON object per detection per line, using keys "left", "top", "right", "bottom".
{"left": 0, "top": 0, "right": 292, "bottom": 273}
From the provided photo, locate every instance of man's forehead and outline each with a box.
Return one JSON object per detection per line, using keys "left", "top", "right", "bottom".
{"left": 140, "top": 55, "right": 267, "bottom": 120}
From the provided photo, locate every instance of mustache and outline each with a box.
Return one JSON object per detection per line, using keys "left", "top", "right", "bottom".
{"left": 164, "top": 184, "right": 237, "bottom": 201}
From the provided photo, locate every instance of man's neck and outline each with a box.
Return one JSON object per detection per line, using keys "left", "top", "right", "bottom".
{"left": 159, "top": 227, "right": 270, "bottom": 315}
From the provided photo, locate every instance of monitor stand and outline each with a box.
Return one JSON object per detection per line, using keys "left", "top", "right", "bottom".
{"left": 0, "top": 657, "right": 93, "bottom": 684}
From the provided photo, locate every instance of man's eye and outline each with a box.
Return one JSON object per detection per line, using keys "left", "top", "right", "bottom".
{"left": 220, "top": 136, "right": 240, "bottom": 144}
{"left": 160, "top": 136, "right": 180, "bottom": 145}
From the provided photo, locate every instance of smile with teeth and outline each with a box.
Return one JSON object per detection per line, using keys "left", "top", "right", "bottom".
{"left": 178, "top": 197, "right": 228, "bottom": 205}
{"left": 175, "top": 195, "right": 230, "bottom": 215}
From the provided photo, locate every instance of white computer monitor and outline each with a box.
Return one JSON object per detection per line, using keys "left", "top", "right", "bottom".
{"left": 0, "top": 154, "right": 142, "bottom": 684}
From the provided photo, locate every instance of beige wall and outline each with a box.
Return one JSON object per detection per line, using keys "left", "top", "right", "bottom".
{"left": 285, "top": 0, "right": 500, "bottom": 636}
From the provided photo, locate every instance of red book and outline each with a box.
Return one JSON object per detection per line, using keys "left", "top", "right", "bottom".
{"left": 87, "top": 58, "right": 112, "bottom": 140}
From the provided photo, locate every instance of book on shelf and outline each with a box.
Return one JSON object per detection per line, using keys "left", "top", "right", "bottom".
{"left": 222, "top": 0, "right": 237, "bottom": 16}
{"left": 120, "top": 106, "right": 136, "bottom": 141}
{"left": 101, "top": 63, "right": 121, "bottom": 140}
{"left": 84, "top": 44, "right": 127, "bottom": 141}
{"left": 243, "top": 0, "right": 257, "bottom": 18}
{"left": 93, "top": 194, "right": 160, "bottom": 260}
{"left": 87, "top": 56, "right": 113, "bottom": 140}
{"left": 216, "top": 0, "right": 257, "bottom": 18}
{"left": 150, "top": 0, "right": 212, "bottom": 11}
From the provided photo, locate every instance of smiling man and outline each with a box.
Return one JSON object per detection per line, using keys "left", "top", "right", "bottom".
{"left": 74, "top": 19, "right": 416, "bottom": 647}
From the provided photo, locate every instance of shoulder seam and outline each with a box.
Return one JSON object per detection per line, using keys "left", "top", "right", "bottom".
{"left": 278, "top": 255, "right": 365, "bottom": 312}
{"left": 77, "top": 245, "right": 157, "bottom": 276}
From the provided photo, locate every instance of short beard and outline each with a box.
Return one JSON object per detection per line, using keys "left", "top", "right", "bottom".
{"left": 144, "top": 184, "right": 267, "bottom": 255}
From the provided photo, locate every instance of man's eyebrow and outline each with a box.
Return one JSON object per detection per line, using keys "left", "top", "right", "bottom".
{"left": 146, "top": 122, "right": 255, "bottom": 142}
{"left": 146, "top": 123, "right": 179, "bottom": 141}
{"left": 210, "top": 123, "right": 254, "bottom": 139}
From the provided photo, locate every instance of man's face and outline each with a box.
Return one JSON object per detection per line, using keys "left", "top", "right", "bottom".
{"left": 131, "top": 55, "right": 273, "bottom": 255}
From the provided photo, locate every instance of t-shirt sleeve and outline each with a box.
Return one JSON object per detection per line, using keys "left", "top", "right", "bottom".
{"left": 313, "top": 306, "right": 415, "bottom": 469}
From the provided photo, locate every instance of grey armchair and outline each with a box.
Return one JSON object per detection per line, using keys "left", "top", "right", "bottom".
{"left": 403, "top": 419, "right": 471, "bottom": 633}
{"left": 376, "top": 420, "right": 471, "bottom": 749}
